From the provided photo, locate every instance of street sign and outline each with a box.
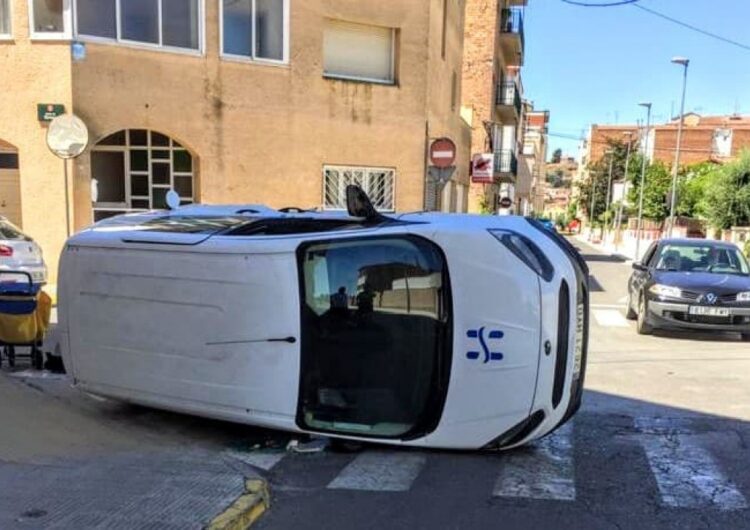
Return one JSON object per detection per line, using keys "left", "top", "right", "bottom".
{"left": 498, "top": 196, "right": 513, "bottom": 209}
{"left": 37, "top": 104, "right": 65, "bottom": 122}
{"left": 471, "top": 153, "right": 494, "bottom": 183}
{"left": 46, "top": 114, "right": 89, "bottom": 159}
{"left": 429, "top": 138, "right": 457, "bottom": 168}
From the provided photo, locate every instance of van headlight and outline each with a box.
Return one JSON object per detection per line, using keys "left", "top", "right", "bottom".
{"left": 489, "top": 229, "right": 554, "bottom": 282}
{"left": 649, "top": 284, "right": 682, "bottom": 299}
{"left": 737, "top": 292, "right": 750, "bottom": 302}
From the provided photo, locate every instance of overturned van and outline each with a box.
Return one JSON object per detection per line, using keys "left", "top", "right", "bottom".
{"left": 57, "top": 188, "right": 589, "bottom": 450}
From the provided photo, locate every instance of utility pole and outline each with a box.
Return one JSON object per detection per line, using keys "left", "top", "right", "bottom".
{"left": 615, "top": 132, "right": 633, "bottom": 240}
{"left": 603, "top": 151, "right": 614, "bottom": 235}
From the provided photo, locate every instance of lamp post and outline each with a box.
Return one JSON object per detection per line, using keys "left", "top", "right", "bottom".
{"left": 668, "top": 56, "right": 689, "bottom": 237}
{"left": 635, "top": 102, "right": 652, "bottom": 260}
{"left": 603, "top": 150, "right": 614, "bottom": 234}
{"left": 615, "top": 131, "right": 633, "bottom": 240}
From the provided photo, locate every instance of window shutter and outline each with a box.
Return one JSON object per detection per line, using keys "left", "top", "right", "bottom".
{"left": 324, "top": 20, "right": 393, "bottom": 82}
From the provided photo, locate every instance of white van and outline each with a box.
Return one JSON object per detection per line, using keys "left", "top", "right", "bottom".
{"left": 57, "top": 188, "right": 589, "bottom": 450}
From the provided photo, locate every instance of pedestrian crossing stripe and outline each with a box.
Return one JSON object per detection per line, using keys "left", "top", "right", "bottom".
{"left": 224, "top": 420, "right": 748, "bottom": 511}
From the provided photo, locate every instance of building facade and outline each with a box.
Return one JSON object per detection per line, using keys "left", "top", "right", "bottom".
{"left": 0, "top": 0, "right": 471, "bottom": 282}
{"left": 461, "top": 0, "right": 526, "bottom": 213}
{"left": 521, "top": 107, "right": 548, "bottom": 215}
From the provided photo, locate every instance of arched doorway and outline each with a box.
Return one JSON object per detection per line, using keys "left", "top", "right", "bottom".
{"left": 90, "top": 130, "right": 196, "bottom": 222}
{"left": 0, "top": 139, "right": 22, "bottom": 227}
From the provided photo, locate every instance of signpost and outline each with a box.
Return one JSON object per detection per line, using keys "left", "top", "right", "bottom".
{"left": 37, "top": 104, "right": 65, "bottom": 122}
{"left": 471, "top": 153, "right": 494, "bottom": 183}
{"left": 429, "top": 138, "right": 457, "bottom": 168}
{"left": 46, "top": 114, "right": 89, "bottom": 237}
{"left": 426, "top": 138, "right": 457, "bottom": 211}
{"left": 498, "top": 196, "right": 513, "bottom": 209}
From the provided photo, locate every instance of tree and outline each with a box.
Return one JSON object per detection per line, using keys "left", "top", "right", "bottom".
{"left": 551, "top": 148, "right": 563, "bottom": 164}
{"left": 703, "top": 150, "right": 750, "bottom": 229}
{"left": 677, "top": 161, "right": 715, "bottom": 218}
{"left": 626, "top": 161, "right": 672, "bottom": 222}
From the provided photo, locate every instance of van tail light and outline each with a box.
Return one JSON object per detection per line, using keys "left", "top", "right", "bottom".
{"left": 0, "top": 245, "right": 13, "bottom": 257}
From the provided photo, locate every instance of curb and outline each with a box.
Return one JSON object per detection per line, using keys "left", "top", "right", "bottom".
{"left": 206, "top": 479, "right": 270, "bottom": 530}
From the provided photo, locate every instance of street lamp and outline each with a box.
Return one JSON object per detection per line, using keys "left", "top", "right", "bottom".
{"left": 668, "top": 56, "right": 690, "bottom": 237}
{"left": 635, "top": 102, "right": 652, "bottom": 260}
{"left": 615, "top": 131, "right": 633, "bottom": 240}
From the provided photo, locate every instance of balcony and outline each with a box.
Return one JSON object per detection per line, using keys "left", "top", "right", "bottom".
{"left": 493, "top": 150, "right": 518, "bottom": 183}
{"left": 499, "top": 8, "right": 524, "bottom": 66}
{"left": 496, "top": 79, "right": 521, "bottom": 122}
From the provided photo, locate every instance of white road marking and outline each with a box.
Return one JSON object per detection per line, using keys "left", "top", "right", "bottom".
{"left": 493, "top": 423, "right": 576, "bottom": 501}
{"left": 636, "top": 422, "right": 747, "bottom": 510}
{"left": 327, "top": 451, "right": 426, "bottom": 492}
{"left": 592, "top": 309, "right": 629, "bottom": 328}
{"left": 225, "top": 450, "right": 286, "bottom": 471}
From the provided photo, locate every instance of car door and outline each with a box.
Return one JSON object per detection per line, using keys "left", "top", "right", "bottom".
{"left": 630, "top": 242, "right": 658, "bottom": 301}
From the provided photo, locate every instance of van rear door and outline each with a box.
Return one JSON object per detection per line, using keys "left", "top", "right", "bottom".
{"left": 65, "top": 243, "right": 302, "bottom": 427}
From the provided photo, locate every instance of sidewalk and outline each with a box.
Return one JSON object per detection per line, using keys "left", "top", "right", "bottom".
{"left": 0, "top": 373, "right": 269, "bottom": 529}
{"left": 574, "top": 233, "right": 637, "bottom": 262}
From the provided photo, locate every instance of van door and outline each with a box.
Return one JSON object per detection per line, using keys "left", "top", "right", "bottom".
{"left": 66, "top": 246, "right": 302, "bottom": 426}
{"left": 296, "top": 235, "right": 452, "bottom": 440}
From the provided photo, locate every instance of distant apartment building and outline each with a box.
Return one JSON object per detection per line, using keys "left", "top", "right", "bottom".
{"left": 582, "top": 113, "right": 750, "bottom": 170}
{"left": 521, "top": 107, "right": 549, "bottom": 215}
{"left": 461, "top": 0, "right": 526, "bottom": 213}
{"left": 0, "top": 0, "right": 471, "bottom": 281}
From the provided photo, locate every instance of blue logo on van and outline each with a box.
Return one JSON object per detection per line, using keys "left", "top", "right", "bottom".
{"left": 466, "top": 327, "right": 504, "bottom": 363}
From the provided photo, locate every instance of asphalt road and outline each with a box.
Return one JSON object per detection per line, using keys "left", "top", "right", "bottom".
{"left": 252, "top": 238, "right": 750, "bottom": 530}
{"left": 1, "top": 238, "right": 749, "bottom": 529}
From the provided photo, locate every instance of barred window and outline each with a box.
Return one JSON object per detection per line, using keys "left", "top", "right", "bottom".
{"left": 323, "top": 166, "right": 395, "bottom": 212}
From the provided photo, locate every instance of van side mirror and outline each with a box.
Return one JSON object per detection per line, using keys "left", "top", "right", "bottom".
{"left": 632, "top": 262, "right": 647, "bottom": 272}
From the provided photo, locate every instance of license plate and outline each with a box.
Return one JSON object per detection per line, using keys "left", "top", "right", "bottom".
{"left": 688, "top": 306, "right": 730, "bottom": 317}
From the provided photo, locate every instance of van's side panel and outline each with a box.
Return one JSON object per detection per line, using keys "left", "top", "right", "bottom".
{"left": 64, "top": 245, "right": 301, "bottom": 429}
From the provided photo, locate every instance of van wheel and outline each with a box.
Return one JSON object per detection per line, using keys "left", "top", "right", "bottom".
{"left": 625, "top": 292, "right": 637, "bottom": 320}
{"left": 637, "top": 294, "right": 653, "bottom": 335}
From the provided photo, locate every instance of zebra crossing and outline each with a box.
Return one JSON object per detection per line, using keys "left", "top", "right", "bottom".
{"left": 226, "top": 417, "right": 749, "bottom": 513}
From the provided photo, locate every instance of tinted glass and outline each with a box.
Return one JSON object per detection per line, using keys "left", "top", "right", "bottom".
{"left": 91, "top": 151, "right": 126, "bottom": 203}
{"left": 256, "top": 0, "right": 283, "bottom": 60}
{"left": 655, "top": 244, "right": 750, "bottom": 275}
{"left": 162, "top": 0, "right": 199, "bottom": 49}
{"left": 121, "top": 0, "right": 159, "bottom": 44}
{"left": 222, "top": 0, "right": 252, "bottom": 56}
{"left": 299, "top": 237, "right": 450, "bottom": 438}
{"left": 77, "top": 0, "right": 116, "bottom": 38}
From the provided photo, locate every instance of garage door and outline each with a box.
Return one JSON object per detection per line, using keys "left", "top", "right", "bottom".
{"left": 0, "top": 149, "right": 22, "bottom": 227}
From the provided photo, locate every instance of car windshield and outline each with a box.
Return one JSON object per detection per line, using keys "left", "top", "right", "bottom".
{"left": 655, "top": 244, "right": 750, "bottom": 275}
{"left": 0, "top": 220, "right": 31, "bottom": 241}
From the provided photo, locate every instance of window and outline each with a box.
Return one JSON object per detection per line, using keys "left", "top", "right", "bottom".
{"left": 221, "top": 0, "right": 287, "bottom": 62}
{"left": 654, "top": 244, "right": 749, "bottom": 275}
{"left": 298, "top": 236, "right": 451, "bottom": 438}
{"left": 323, "top": 20, "right": 395, "bottom": 84}
{"left": 0, "top": 152, "right": 18, "bottom": 169}
{"left": 0, "top": 0, "right": 11, "bottom": 37}
{"left": 323, "top": 165, "right": 395, "bottom": 212}
{"left": 91, "top": 130, "right": 196, "bottom": 222}
{"left": 29, "top": 0, "right": 72, "bottom": 39}
{"left": 75, "top": 0, "right": 201, "bottom": 51}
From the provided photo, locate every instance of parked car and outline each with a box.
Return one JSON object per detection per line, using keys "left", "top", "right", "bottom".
{"left": 627, "top": 238, "right": 750, "bottom": 339}
{"left": 57, "top": 187, "right": 589, "bottom": 451}
{"left": 0, "top": 218, "right": 47, "bottom": 285}
{"left": 538, "top": 218, "right": 557, "bottom": 232}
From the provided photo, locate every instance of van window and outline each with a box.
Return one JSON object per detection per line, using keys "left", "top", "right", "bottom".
{"left": 298, "top": 236, "right": 452, "bottom": 439}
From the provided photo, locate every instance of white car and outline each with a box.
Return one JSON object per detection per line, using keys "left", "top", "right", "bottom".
{"left": 57, "top": 187, "right": 589, "bottom": 450}
{"left": 0, "top": 218, "right": 47, "bottom": 285}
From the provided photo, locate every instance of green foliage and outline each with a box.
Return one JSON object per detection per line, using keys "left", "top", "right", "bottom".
{"left": 744, "top": 239, "right": 750, "bottom": 259}
{"left": 676, "top": 162, "right": 715, "bottom": 218}
{"left": 478, "top": 194, "right": 494, "bottom": 215}
{"left": 703, "top": 150, "right": 750, "bottom": 229}
{"left": 626, "top": 161, "right": 673, "bottom": 222}
{"left": 551, "top": 148, "right": 562, "bottom": 164}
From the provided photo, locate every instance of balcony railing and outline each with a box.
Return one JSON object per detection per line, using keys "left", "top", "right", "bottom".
{"left": 496, "top": 79, "right": 522, "bottom": 117}
{"left": 500, "top": 8, "right": 525, "bottom": 52}
{"left": 494, "top": 150, "right": 518, "bottom": 177}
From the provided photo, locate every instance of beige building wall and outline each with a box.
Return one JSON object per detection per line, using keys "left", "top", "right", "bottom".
{"left": 0, "top": 1, "right": 73, "bottom": 283}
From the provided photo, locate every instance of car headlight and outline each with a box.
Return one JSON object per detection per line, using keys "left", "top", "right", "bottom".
{"left": 649, "top": 284, "right": 682, "bottom": 299}
{"left": 737, "top": 292, "right": 750, "bottom": 302}
{"left": 489, "top": 229, "right": 554, "bottom": 281}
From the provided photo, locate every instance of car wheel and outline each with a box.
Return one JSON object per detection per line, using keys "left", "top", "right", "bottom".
{"left": 625, "top": 291, "right": 637, "bottom": 320}
{"left": 637, "top": 293, "right": 653, "bottom": 335}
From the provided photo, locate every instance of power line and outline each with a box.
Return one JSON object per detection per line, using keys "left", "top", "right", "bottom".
{"left": 632, "top": 4, "right": 750, "bottom": 52}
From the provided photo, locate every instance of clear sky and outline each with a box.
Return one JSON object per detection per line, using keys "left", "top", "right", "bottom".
{"left": 523, "top": 0, "right": 750, "bottom": 159}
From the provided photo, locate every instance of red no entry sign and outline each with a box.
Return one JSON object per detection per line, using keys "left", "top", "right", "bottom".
{"left": 429, "top": 138, "right": 457, "bottom": 168}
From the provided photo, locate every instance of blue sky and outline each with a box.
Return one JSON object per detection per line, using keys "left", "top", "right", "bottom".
{"left": 523, "top": 0, "right": 750, "bottom": 158}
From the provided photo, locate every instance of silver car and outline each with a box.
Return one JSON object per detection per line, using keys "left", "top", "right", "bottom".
{"left": 0, "top": 218, "right": 47, "bottom": 285}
